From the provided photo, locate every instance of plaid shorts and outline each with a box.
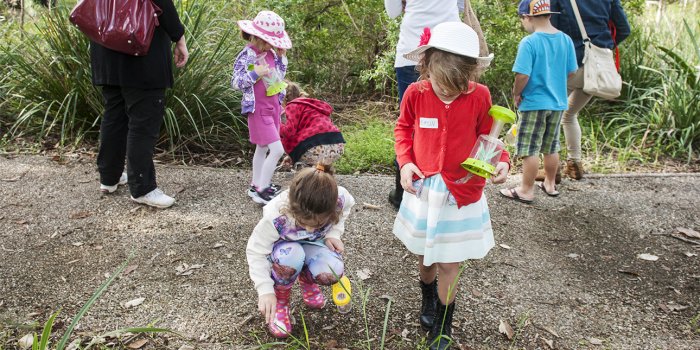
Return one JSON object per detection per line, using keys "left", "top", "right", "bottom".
{"left": 515, "top": 110, "right": 564, "bottom": 157}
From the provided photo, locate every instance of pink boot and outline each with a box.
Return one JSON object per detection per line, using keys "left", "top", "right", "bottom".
{"left": 298, "top": 269, "right": 326, "bottom": 309}
{"left": 268, "top": 284, "right": 293, "bottom": 338}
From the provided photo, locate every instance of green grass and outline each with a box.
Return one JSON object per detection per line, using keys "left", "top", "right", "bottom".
{"left": 336, "top": 119, "right": 395, "bottom": 174}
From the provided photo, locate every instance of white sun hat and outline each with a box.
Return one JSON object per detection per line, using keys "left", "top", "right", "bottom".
{"left": 237, "top": 10, "right": 292, "bottom": 50}
{"left": 403, "top": 22, "right": 493, "bottom": 67}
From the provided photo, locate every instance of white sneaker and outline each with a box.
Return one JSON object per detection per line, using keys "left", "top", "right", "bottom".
{"left": 100, "top": 172, "right": 128, "bottom": 194}
{"left": 130, "top": 188, "right": 175, "bottom": 209}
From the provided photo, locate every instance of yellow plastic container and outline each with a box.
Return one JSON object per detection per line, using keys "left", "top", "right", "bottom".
{"left": 332, "top": 276, "right": 352, "bottom": 314}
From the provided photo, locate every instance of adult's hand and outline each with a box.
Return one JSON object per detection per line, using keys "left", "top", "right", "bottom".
{"left": 174, "top": 35, "right": 189, "bottom": 68}
{"left": 400, "top": 162, "right": 424, "bottom": 195}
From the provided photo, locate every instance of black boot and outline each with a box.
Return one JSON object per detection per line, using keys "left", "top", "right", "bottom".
{"left": 428, "top": 300, "right": 455, "bottom": 350}
{"left": 388, "top": 160, "right": 403, "bottom": 209}
{"left": 419, "top": 279, "right": 438, "bottom": 330}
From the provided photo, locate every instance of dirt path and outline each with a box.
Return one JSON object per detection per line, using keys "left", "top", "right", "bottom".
{"left": 1, "top": 155, "right": 698, "bottom": 349}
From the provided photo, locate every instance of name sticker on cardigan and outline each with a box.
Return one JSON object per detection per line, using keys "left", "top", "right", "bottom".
{"left": 419, "top": 118, "right": 438, "bottom": 129}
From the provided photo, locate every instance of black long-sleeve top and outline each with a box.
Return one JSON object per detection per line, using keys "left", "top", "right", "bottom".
{"left": 90, "top": 0, "right": 185, "bottom": 89}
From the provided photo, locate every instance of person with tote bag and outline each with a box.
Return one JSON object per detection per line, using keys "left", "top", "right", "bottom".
{"left": 549, "top": 0, "right": 630, "bottom": 179}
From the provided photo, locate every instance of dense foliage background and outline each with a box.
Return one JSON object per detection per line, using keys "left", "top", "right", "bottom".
{"left": 0, "top": 0, "right": 698, "bottom": 172}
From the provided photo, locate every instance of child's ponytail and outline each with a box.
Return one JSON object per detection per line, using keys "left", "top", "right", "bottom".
{"left": 284, "top": 163, "right": 340, "bottom": 227}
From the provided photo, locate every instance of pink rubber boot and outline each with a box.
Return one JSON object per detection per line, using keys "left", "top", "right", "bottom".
{"left": 298, "top": 269, "right": 327, "bottom": 309}
{"left": 268, "top": 284, "right": 293, "bottom": 338}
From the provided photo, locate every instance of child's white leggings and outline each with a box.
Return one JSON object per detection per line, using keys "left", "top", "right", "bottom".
{"left": 252, "top": 141, "right": 284, "bottom": 190}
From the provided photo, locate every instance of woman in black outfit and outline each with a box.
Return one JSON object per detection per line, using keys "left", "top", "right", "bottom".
{"left": 91, "top": 0, "right": 189, "bottom": 208}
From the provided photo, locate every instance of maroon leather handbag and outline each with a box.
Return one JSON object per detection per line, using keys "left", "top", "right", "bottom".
{"left": 70, "top": 0, "right": 162, "bottom": 56}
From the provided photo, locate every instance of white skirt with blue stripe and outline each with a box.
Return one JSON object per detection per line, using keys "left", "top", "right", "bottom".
{"left": 393, "top": 174, "right": 494, "bottom": 266}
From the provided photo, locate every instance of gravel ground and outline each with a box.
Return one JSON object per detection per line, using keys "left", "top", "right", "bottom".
{"left": 0, "top": 154, "right": 699, "bottom": 350}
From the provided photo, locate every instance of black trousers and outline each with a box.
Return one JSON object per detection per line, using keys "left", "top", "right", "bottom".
{"left": 97, "top": 86, "right": 165, "bottom": 198}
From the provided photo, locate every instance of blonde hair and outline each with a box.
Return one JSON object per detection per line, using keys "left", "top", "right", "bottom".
{"left": 418, "top": 48, "right": 481, "bottom": 96}
{"left": 283, "top": 81, "right": 308, "bottom": 105}
{"left": 283, "top": 163, "right": 340, "bottom": 228}
{"left": 241, "top": 31, "right": 272, "bottom": 52}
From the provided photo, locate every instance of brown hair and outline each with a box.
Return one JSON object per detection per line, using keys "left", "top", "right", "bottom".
{"left": 283, "top": 163, "right": 340, "bottom": 228}
{"left": 418, "top": 48, "right": 480, "bottom": 97}
{"left": 283, "top": 81, "right": 308, "bottom": 105}
{"left": 241, "top": 31, "right": 271, "bottom": 52}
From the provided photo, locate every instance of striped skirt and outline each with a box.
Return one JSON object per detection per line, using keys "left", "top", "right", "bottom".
{"left": 393, "top": 174, "right": 495, "bottom": 266}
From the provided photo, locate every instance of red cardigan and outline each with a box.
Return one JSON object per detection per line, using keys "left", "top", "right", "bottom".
{"left": 395, "top": 80, "right": 510, "bottom": 207}
{"left": 280, "top": 98, "right": 345, "bottom": 163}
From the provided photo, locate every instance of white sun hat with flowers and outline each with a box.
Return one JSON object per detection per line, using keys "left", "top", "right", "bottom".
{"left": 403, "top": 21, "right": 493, "bottom": 67}
{"left": 237, "top": 10, "right": 292, "bottom": 50}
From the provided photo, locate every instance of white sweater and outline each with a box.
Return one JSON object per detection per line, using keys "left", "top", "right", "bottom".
{"left": 385, "top": 0, "right": 463, "bottom": 68}
{"left": 246, "top": 187, "right": 356, "bottom": 296}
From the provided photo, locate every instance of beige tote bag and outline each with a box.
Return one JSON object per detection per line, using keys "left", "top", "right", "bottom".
{"left": 570, "top": 0, "right": 622, "bottom": 99}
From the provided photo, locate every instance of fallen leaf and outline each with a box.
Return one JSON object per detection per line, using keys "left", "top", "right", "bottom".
{"left": 499, "top": 320, "right": 514, "bottom": 340}
{"left": 542, "top": 325, "right": 559, "bottom": 338}
{"left": 123, "top": 297, "right": 145, "bottom": 309}
{"left": 617, "top": 269, "right": 639, "bottom": 277}
{"left": 200, "top": 225, "right": 213, "bottom": 230}
{"left": 176, "top": 263, "right": 205, "bottom": 276}
{"left": 16, "top": 220, "right": 28, "bottom": 225}
{"left": 542, "top": 338, "right": 554, "bottom": 349}
{"left": 637, "top": 253, "right": 659, "bottom": 261}
{"left": 589, "top": 337, "right": 603, "bottom": 345}
{"left": 499, "top": 244, "right": 512, "bottom": 250}
{"left": 18, "top": 334, "right": 33, "bottom": 349}
{"left": 471, "top": 289, "right": 483, "bottom": 298}
{"left": 127, "top": 339, "right": 148, "bottom": 349}
{"left": 213, "top": 243, "right": 225, "bottom": 249}
{"left": 676, "top": 227, "right": 700, "bottom": 239}
{"left": 566, "top": 253, "right": 580, "bottom": 259}
{"left": 362, "top": 202, "right": 381, "bottom": 210}
{"left": 662, "top": 303, "right": 689, "bottom": 312}
{"left": 356, "top": 268, "right": 371, "bottom": 280}
{"left": 123, "top": 265, "right": 138, "bottom": 276}
{"left": 401, "top": 328, "right": 410, "bottom": 339}
{"left": 69, "top": 211, "right": 92, "bottom": 220}
{"left": 685, "top": 252, "right": 698, "bottom": 257}
{"left": 177, "top": 346, "right": 195, "bottom": 350}
{"left": 72, "top": 242, "right": 84, "bottom": 247}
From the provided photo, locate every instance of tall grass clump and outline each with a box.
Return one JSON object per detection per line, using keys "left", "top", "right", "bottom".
{"left": 2, "top": 1, "right": 248, "bottom": 152}
{"left": 607, "top": 15, "right": 700, "bottom": 161}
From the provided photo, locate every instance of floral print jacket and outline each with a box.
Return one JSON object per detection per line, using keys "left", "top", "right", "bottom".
{"left": 230, "top": 44, "right": 288, "bottom": 115}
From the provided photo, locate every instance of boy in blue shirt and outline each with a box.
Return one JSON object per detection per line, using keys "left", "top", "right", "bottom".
{"left": 500, "top": 0, "right": 578, "bottom": 204}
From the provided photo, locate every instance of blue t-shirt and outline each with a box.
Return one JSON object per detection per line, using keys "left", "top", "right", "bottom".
{"left": 512, "top": 31, "right": 578, "bottom": 112}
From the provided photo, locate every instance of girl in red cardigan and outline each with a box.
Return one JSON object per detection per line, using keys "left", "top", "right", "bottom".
{"left": 393, "top": 22, "right": 509, "bottom": 349}
{"left": 280, "top": 82, "right": 345, "bottom": 168}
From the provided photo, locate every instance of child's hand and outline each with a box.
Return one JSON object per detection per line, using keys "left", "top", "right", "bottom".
{"left": 254, "top": 63, "right": 270, "bottom": 77}
{"left": 276, "top": 48, "right": 287, "bottom": 57}
{"left": 325, "top": 237, "right": 344, "bottom": 254}
{"left": 258, "top": 293, "right": 277, "bottom": 324}
{"left": 513, "top": 95, "right": 523, "bottom": 108}
{"left": 400, "top": 163, "right": 425, "bottom": 194}
{"left": 491, "top": 162, "right": 510, "bottom": 184}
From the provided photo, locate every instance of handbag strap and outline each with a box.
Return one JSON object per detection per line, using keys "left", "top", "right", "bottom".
{"left": 569, "top": 0, "right": 590, "bottom": 42}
